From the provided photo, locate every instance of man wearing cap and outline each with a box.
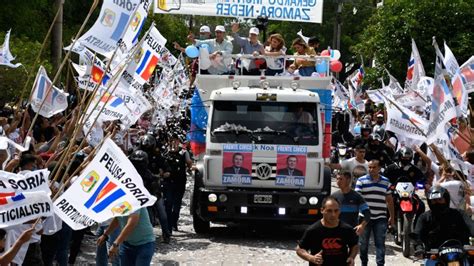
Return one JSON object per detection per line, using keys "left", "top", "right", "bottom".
{"left": 373, "top": 114, "right": 385, "bottom": 131}
{"left": 199, "top": 25, "right": 212, "bottom": 40}
{"left": 231, "top": 23, "right": 264, "bottom": 75}
{"left": 190, "top": 25, "right": 233, "bottom": 75}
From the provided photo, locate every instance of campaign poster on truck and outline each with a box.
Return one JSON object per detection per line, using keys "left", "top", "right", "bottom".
{"left": 222, "top": 144, "right": 253, "bottom": 185}
{"left": 276, "top": 146, "right": 307, "bottom": 187}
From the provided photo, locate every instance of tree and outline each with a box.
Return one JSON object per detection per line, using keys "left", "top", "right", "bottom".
{"left": 354, "top": 0, "right": 474, "bottom": 88}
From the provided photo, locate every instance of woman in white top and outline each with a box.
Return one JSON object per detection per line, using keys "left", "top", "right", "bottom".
{"left": 260, "top": 33, "right": 286, "bottom": 76}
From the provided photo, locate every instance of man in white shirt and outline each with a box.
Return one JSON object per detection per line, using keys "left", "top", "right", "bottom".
{"left": 328, "top": 144, "right": 369, "bottom": 176}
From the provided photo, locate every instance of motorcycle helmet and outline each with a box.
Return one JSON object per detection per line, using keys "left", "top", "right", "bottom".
{"left": 374, "top": 127, "right": 386, "bottom": 141}
{"left": 370, "top": 132, "right": 383, "bottom": 142}
{"left": 139, "top": 134, "right": 156, "bottom": 152}
{"left": 361, "top": 123, "right": 372, "bottom": 136}
{"left": 129, "top": 149, "right": 149, "bottom": 166}
{"left": 398, "top": 146, "right": 414, "bottom": 165}
{"left": 427, "top": 186, "right": 450, "bottom": 215}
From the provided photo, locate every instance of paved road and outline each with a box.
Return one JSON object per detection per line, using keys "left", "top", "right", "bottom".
{"left": 75, "top": 178, "right": 420, "bottom": 265}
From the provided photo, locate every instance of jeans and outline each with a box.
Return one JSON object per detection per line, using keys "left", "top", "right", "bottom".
{"left": 96, "top": 225, "right": 120, "bottom": 266}
{"left": 298, "top": 66, "right": 315, "bottom": 76}
{"left": 265, "top": 68, "right": 284, "bottom": 76}
{"left": 163, "top": 181, "right": 186, "bottom": 230}
{"left": 156, "top": 198, "right": 171, "bottom": 236}
{"left": 119, "top": 241, "right": 155, "bottom": 266}
{"left": 360, "top": 218, "right": 388, "bottom": 266}
{"left": 55, "top": 222, "right": 72, "bottom": 266}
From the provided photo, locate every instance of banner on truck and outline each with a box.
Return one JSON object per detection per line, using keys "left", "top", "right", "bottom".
{"left": 154, "top": 0, "right": 324, "bottom": 23}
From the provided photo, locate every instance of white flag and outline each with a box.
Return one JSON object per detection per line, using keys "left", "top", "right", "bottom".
{"left": 54, "top": 138, "right": 157, "bottom": 230}
{"left": 0, "top": 169, "right": 51, "bottom": 194}
{"left": 443, "top": 42, "right": 460, "bottom": 79}
{"left": 385, "top": 101, "right": 428, "bottom": 141}
{"left": 405, "top": 39, "right": 426, "bottom": 94}
{"left": 30, "top": 66, "right": 69, "bottom": 118}
{"left": 0, "top": 30, "right": 21, "bottom": 68}
{"left": 77, "top": 0, "right": 147, "bottom": 58}
{"left": 119, "top": 25, "right": 167, "bottom": 91}
{"left": 425, "top": 75, "right": 457, "bottom": 144}
{"left": 120, "top": 90, "right": 152, "bottom": 128}
{"left": 0, "top": 192, "right": 53, "bottom": 228}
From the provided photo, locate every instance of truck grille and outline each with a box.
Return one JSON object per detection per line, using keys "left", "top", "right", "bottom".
{"left": 252, "top": 163, "right": 276, "bottom": 181}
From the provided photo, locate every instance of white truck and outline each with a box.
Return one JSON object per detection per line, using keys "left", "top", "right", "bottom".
{"left": 191, "top": 57, "right": 333, "bottom": 233}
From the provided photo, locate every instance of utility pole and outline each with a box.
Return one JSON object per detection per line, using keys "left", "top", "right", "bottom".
{"left": 51, "top": 0, "right": 64, "bottom": 82}
{"left": 332, "top": 0, "right": 343, "bottom": 51}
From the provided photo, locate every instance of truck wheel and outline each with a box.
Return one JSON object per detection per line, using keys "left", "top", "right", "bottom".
{"left": 191, "top": 192, "right": 210, "bottom": 234}
{"left": 191, "top": 170, "right": 210, "bottom": 234}
{"left": 323, "top": 166, "right": 332, "bottom": 195}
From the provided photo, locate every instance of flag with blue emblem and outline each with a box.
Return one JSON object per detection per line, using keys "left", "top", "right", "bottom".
{"left": 77, "top": 0, "right": 145, "bottom": 58}
{"left": 54, "top": 138, "right": 157, "bottom": 230}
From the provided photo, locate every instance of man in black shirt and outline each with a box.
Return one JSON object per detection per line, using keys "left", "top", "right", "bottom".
{"left": 296, "top": 196, "right": 359, "bottom": 266}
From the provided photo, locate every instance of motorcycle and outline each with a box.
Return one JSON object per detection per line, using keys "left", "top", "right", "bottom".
{"left": 330, "top": 143, "right": 353, "bottom": 164}
{"left": 419, "top": 239, "right": 474, "bottom": 266}
{"left": 392, "top": 176, "right": 419, "bottom": 258}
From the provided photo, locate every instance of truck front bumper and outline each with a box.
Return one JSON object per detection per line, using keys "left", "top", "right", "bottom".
{"left": 195, "top": 188, "right": 327, "bottom": 223}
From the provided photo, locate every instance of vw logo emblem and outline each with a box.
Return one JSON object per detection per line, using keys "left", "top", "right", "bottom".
{"left": 256, "top": 163, "right": 272, "bottom": 180}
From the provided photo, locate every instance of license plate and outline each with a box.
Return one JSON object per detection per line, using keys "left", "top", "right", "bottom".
{"left": 254, "top": 194, "right": 272, "bottom": 204}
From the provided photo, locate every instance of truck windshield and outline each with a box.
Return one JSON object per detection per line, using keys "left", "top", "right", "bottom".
{"left": 211, "top": 101, "right": 319, "bottom": 145}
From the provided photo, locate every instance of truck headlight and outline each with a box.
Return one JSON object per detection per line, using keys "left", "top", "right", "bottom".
{"left": 309, "top": 197, "right": 319, "bottom": 205}
{"left": 299, "top": 196, "right": 308, "bottom": 205}
{"left": 219, "top": 194, "right": 228, "bottom": 202}
{"left": 208, "top": 194, "right": 217, "bottom": 203}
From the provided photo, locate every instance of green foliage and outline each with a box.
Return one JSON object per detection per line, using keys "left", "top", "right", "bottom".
{"left": 0, "top": 33, "right": 52, "bottom": 104}
{"left": 354, "top": 0, "right": 474, "bottom": 88}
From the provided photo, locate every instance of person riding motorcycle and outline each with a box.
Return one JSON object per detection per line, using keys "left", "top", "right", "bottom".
{"left": 384, "top": 147, "right": 425, "bottom": 186}
{"left": 412, "top": 186, "right": 474, "bottom": 255}
{"left": 364, "top": 133, "right": 393, "bottom": 168}
{"left": 384, "top": 147, "right": 426, "bottom": 219}
{"left": 352, "top": 123, "right": 372, "bottom": 147}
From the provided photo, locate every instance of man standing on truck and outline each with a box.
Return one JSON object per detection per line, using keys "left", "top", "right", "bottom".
{"left": 296, "top": 196, "right": 359, "bottom": 266}
{"left": 223, "top": 153, "right": 250, "bottom": 175}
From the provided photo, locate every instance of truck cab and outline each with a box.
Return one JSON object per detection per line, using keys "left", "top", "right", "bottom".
{"left": 191, "top": 57, "right": 333, "bottom": 233}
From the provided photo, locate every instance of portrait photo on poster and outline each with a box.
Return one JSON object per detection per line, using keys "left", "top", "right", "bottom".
{"left": 222, "top": 144, "right": 253, "bottom": 185}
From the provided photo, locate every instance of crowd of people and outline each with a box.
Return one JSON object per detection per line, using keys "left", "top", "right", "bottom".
{"left": 0, "top": 79, "right": 196, "bottom": 265}
{"left": 173, "top": 22, "right": 323, "bottom": 81}
{"left": 0, "top": 21, "right": 473, "bottom": 266}
{"left": 296, "top": 103, "right": 474, "bottom": 265}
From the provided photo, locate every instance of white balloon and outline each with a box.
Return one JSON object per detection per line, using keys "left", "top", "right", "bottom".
{"left": 330, "top": 49, "right": 341, "bottom": 61}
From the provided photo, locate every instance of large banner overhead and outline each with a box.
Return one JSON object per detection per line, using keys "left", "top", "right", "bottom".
{"left": 154, "top": 0, "right": 324, "bottom": 23}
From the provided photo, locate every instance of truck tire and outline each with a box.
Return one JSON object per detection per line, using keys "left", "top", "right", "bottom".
{"left": 191, "top": 192, "right": 210, "bottom": 234}
{"left": 191, "top": 171, "right": 210, "bottom": 234}
{"left": 322, "top": 166, "right": 332, "bottom": 195}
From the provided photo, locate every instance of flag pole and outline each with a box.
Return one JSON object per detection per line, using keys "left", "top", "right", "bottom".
{"left": 25, "top": 0, "right": 100, "bottom": 144}
{"left": 49, "top": 20, "right": 153, "bottom": 187}
{"left": 15, "top": 5, "right": 62, "bottom": 109}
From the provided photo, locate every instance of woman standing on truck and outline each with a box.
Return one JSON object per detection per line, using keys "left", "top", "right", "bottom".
{"left": 289, "top": 37, "right": 317, "bottom": 77}
{"left": 261, "top": 33, "right": 287, "bottom": 76}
